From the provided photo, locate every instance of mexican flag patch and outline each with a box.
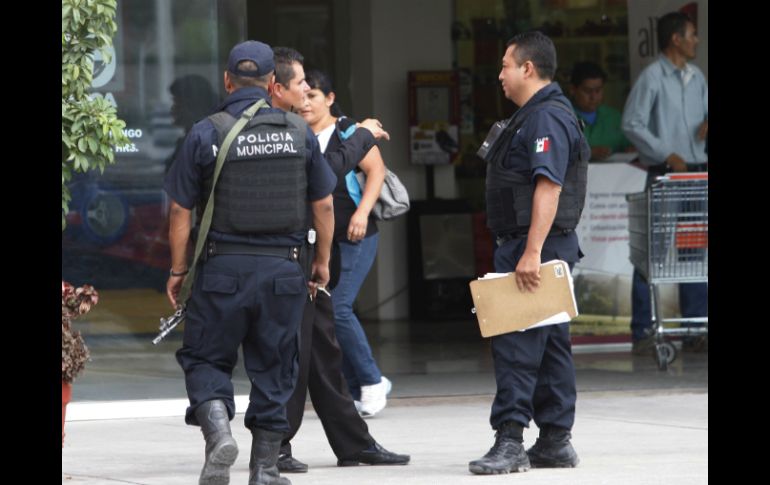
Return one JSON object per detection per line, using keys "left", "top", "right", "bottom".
{"left": 534, "top": 137, "right": 550, "bottom": 153}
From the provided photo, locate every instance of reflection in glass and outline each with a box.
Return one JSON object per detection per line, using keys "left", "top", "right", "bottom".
{"left": 62, "top": 0, "right": 245, "bottom": 402}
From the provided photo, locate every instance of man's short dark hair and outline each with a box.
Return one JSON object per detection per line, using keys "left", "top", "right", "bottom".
{"left": 506, "top": 31, "right": 557, "bottom": 80}
{"left": 228, "top": 60, "right": 272, "bottom": 89}
{"left": 273, "top": 46, "right": 304, "bottom": 86}
{"left": 570, "top": 61, "right": 606, "bottom": 87}
{"left": 657, "top": 12, "right": 693, "bottom": 52}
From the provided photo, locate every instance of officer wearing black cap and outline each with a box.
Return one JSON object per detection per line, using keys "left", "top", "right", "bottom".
{"left": 469, "top": 31, "right": 589, "bottom": 475}
{"left": 164, "top": 40, "right": 336, "bottom": 485}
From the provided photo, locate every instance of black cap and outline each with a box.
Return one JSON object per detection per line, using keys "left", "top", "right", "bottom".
{"left": 226, "top": 40, "right": 274, "bottom": 78}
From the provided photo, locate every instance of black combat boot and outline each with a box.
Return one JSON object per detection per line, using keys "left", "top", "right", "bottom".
{"left": 248, "top": 428, "right": 291, "bottom": 485}
{"left": 195, "top": 400, "right": 239, "bottom": 485}
{"left": 527, "top": 425, "right": 580, "bottom": 468}
{"left": 468, "top": 421, "right": 530, "bottom": 475}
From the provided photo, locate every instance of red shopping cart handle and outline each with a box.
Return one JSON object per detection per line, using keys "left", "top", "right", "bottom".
{"left": 657, "top": 172, "right": 708, "bottom": 181}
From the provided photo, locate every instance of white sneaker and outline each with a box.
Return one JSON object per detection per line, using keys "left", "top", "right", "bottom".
{"left": 355, "top": 377, "right": 392, "bottom": 418}
{"left": 359, "top": 378, "right": 388, "bottom": 417}
{"left": 354, "top": 399, "right": 374, "bottom": 419}
{"left": 382, "top": 376, "right": 392, "bottom": 396}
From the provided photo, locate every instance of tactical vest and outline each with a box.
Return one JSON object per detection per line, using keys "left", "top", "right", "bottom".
{"left": 202, "top": 109, "right": 308, "bottom": 234}
{"left": 485, "top": 100, "right": 590, "bottom": 236}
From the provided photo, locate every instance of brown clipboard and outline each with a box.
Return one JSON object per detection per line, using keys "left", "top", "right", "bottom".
{"left": 469, "top": 260, "right": 578, "bottom": 338}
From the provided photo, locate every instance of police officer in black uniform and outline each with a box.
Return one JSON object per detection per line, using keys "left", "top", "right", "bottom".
{"left": 469, "top": 31, "right": 589, "bottom": 475}
{"left": 164, "top": 40, "right": 336, "bottom": 485}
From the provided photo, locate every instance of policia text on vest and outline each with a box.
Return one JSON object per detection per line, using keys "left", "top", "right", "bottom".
{"left": 233, "top": 131, "right": 298, "bottom": 157}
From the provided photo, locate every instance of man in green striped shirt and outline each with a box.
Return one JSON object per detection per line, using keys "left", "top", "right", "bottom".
{"left": 569, "top": 61, "right": 632, "bottom": 161}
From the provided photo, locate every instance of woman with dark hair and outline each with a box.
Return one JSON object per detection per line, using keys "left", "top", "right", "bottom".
{"left": 299, "top": 69, "right": 391, "bottom": 417}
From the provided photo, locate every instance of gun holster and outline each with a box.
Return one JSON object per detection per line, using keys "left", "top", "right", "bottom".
{"left": 299, "top": 241, "right": 315, "bottom": 281}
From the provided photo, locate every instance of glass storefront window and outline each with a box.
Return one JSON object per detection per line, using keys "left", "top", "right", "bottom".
{"left": 452, "top": 0, "right": 630, "bottom": 206}
{"left": 62, "top": 0, "right": 247, "bottom": 401}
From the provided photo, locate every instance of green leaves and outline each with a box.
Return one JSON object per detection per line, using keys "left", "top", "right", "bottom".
{"left": 61, "top": 0, "right": 127, "bottom": 230}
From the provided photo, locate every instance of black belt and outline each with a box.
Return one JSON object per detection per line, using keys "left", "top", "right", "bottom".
{"left": 205, "top": 240, "right": 300, "bottom": 260}
{"left": 496, "top": 228, "right": 573, "bottom": 247}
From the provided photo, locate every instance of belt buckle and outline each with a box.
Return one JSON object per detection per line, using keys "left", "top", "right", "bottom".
{"left": 207, "top": 240, "right": 216, "bottom": 257}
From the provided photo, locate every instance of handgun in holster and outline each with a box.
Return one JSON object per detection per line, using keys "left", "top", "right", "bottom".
{"left": 300, "top": 228, "right": 317, "bottom": 281}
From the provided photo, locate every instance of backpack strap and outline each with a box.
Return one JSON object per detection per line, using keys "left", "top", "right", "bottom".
{"left": 335, "top": 116, "right": 364, "bottom": 206}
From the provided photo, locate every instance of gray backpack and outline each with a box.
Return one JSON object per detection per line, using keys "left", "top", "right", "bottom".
{"left": 355, "top": 169, "right": 410, "bottom": 221}
{"left": 337, "top": 116, "right": 411, "bottom": 221}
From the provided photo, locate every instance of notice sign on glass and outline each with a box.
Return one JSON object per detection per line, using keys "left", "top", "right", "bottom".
{"left": 408, "top": 71, "right": 460, "bottom": 165}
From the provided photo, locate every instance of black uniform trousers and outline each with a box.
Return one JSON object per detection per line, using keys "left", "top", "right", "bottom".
{"left": 176, "top": 253, "right": 307, "bottom": 433}
{"left": 281, "top": 291, "right": 374, "bottom": 458}
{"left": 489, "top": 235, "right": 578, "bottom": 431}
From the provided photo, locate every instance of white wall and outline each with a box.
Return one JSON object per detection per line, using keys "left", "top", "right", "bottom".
{"left": 349, "top": 0, "right": 454, "bottom": 320}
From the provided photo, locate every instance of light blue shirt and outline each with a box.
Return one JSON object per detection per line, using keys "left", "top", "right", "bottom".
{"left": 621, "top": 55, "right": 708, "bottom": 167}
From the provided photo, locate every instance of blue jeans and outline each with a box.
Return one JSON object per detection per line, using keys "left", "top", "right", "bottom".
{"left": 630, "top": 269, "right": 708, "bottom": 341}
{"left": 332, "top": 233, "right": 382, "bottom": 400}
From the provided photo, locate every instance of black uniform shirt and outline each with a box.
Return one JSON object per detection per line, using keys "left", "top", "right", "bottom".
{"left": 504, "top": 82, "right": 580, "bottom": 187}
{"left": 164, "top": 86, "right": 336, "bottom": 246}
{"left": 501, "top": 82, "right": 584, "bottom": 263}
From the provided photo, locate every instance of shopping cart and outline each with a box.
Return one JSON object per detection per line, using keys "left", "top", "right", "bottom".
{"left": 626, "top": 173, "right": 708, "bottom": 370}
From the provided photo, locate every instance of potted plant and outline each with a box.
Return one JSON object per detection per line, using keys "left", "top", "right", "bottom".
{"left": 61, "top": 281, "right": 99, "bottom": 446}
{"left": 62, "top": 0, "right": 128, "bottom": 229}
{"left": 62, "top": 0, "right": 127, "bottom": 447}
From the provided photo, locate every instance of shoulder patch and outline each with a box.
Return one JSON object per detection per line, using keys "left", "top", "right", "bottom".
{"left": 534, "top": 137, "right": 550, "bottom": 153}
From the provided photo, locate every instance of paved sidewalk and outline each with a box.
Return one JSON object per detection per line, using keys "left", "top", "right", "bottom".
{"left": 62, "top": 389, "right": 707, "bottom": 484}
